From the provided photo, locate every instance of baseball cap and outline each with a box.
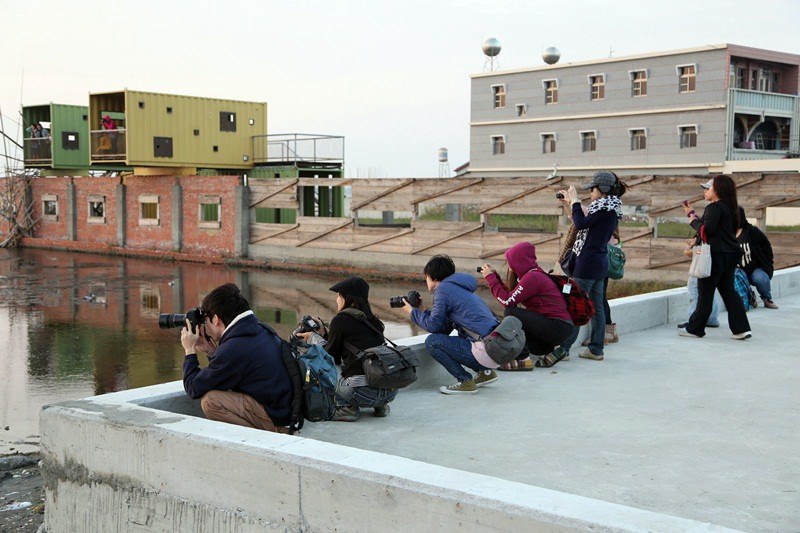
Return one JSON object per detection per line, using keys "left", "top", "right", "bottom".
{"left": 582, "top": 170, "right": 617, "bottom": 193}
{"left": 329, "top": 276, "right": 370, "bottom": 299}
{"left": 700, "top": 179, "right": 714, "bottom": 189}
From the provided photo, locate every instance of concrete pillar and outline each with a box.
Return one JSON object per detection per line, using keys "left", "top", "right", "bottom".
{"left": 444, "top": 203, "right": 461, "bottom": 222}
{"left": 66, "top": 179, "right": 76, "bottom": 240}
{"left": 235, "top": 185, "right": 250, "bottom": 258}
{"left": 171, "top": 182, "right": 182, "bottom": 252}
{"left": 115, "top": 183, "right": 126, "bottom": 247}
{"left": 236, "top": 270, "right": 251, "bottom": 303}
{"left": 171, "top": 265, "right": 185, "bottom": 310}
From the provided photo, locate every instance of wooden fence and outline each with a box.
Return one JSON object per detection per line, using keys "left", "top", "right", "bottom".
{"left": 248, "top": 174, "right": 800, "bottom": 272}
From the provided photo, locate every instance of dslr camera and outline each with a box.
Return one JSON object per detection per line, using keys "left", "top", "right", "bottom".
{"left": 290, "top": 315, "right": 321, "bottom": 343}
{"left": 389, "top": 290, "right": 422, "bottom": 308}
{"left": 159, "top": 307, "right": 207, "bottom": 334}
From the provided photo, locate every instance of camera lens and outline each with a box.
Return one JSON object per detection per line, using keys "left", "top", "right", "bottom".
{"left": 158, "top": 313, "right": 187, "bottom": 329}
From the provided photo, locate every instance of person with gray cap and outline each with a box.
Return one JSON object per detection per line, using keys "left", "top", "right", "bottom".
{"left": 295, "top": 276, "right": 397, "bottom": 422}
{"left": 556, "top": 170, "right": 623, "bottom": 361}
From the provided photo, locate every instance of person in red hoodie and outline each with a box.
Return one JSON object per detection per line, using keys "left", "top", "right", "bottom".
{"left": 480, "top": 241, "right": 574, "bottom": 367}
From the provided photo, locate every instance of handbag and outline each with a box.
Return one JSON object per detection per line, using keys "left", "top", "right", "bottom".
{"left": 607, "top": 243, "right": 626, "bottom": 280}
{"left": 688, "top": 243, "right": 711, "bottom": 278}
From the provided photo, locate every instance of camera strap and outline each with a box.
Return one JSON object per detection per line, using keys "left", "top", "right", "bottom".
{"left": 339, "top": 308, "right": 398, "bottom": 348}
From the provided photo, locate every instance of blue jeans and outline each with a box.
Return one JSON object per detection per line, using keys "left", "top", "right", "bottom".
{"left": 335, "top": 377, "right": 397, "bottom": 409}
{"left": 687, "top": 276, "right": 720, "bottom": 327}
{"left": 424, "top": 333, "right": 486, "bottom": 382}
{"left": 748, "top": 268, "right": 772, "bottom": 301}
{"left": 562, "top": 277, "right": 605, "bottom": 356}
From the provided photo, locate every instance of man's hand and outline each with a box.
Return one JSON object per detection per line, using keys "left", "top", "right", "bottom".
{"left": 181, "top": 319, "right": 200, "bottom": 355}
{"left": 193, "top": 324, "right": 216, "bottom": 357}
{"left": 295, "top": 331, "right": 313, "bottom": 341}
{"left": 401, "top": 296, "right": 422, "bottom": 315}
{"left": 479, "top": 264, "right": 494, "bottom": 277}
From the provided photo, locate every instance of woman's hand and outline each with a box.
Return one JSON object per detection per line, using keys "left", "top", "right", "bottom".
{"left": 295, "top": 331, "right": 313, "bottom": 341}
{"left": 566, "top": 185, "right": 579, "bottom": 203}
{"left": 479, "top": 264, "right": 494, "bottom": 277}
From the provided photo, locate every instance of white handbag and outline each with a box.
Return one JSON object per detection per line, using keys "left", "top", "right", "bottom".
{"left": 688, "top": 243, "right": 712, "bottom": 278}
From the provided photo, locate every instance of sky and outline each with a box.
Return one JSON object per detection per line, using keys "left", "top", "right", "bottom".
{"left": 1, "top": 0, "right": 799, "bottom": 177}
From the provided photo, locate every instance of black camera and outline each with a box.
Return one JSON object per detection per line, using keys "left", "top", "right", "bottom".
{"left": 159, "top": 307, "right": 207, "bottom": 334}
{"left": 290, "top": 315, "right": 321, "bottom": 343}
{"left": 389, "top": 290, "right": 421, "bottom": 308}
{"left": 556, "top": 192, "right": 565, "bottom": 199}
{"left": 476, "top": 266, "right": 483, "bottom": 273}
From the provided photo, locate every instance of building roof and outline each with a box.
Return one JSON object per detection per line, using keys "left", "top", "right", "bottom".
{"left": 471, "top": 43, "right": 800, "bottom": 79}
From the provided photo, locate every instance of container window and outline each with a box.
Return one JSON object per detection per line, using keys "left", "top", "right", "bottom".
{"left": 62, "top": 131, "right": 79, "bottom": 150}
{"left": 138, "top": 101, "right": 145, "bottom": 109}
{"left": 193, "top": 129, "right": 200, "bottom": 136}
{"left": 213, "top": 145, "right": 219, "bottom": 152}
{"left": 166, "top": 107, "right": 173, "bottom": 114}
{"left": 220, "top": 112, "right": 237, "bottom": 132}
{"left": 153, "top": 137, "right": 173, "bottom": 158}
{"left": 248, "top": 118, "right": 255, "bottom": 125}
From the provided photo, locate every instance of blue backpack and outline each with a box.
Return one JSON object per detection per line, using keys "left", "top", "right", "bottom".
{"left": 259, "top": 323, "right": 337, "bottom": 433}
{"left": 733, "top": 268, "right": 757, "bottom": 311}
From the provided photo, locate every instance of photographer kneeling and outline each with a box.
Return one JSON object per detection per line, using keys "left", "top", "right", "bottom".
{"left": 295, "top": 276, "right": 397, "bottom": 422}
{"left": 181, "top": 283, "right": 293, "bottom": 433}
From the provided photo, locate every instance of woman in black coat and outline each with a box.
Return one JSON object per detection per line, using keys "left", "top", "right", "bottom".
{"left": 681, "top": 175, "right": 751, "bottom": 339}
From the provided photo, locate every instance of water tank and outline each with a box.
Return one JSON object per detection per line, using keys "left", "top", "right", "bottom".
{"left": 438, "top": 147, "right": 448, "bottom": 162}
{"left": 542, "top": 47, "right": 561, "bottom": 65}
{"left": 482, "top": 38, "right": 501, "bottom": 57}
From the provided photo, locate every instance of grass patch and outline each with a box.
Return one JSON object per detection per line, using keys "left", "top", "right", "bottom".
{"left": 766, "top": 224, "right": 800, "bottom": 232}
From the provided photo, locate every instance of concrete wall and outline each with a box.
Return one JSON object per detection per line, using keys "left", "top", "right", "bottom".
{"left": 469, "top": 47, "right": 729, "bottom": 175}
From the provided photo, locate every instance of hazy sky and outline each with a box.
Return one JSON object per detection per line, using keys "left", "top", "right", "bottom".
{"left": 2, "top": 0, "right": 799, "bottom": 176}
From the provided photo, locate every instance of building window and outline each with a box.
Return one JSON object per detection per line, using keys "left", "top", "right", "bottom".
{"left": 42, "top": 194, "right": 58, "bottom": 221}
{"left": 515, "top": 103, "right": 527, "bottom": 117}
{"left": 543, "top": 79, "right": 558, "bottom": 104}
{"left": 140, "top": 286, "right": 160, "bottom": 319}
{"left": 139, "top": 195, "right": 159, "bottom": 226}
{"left": 678, "top": 64, "right": 696, "bottom": 93}
{"left": 220, "top": 112, "right": 237, "bottom": 132}
{"left": 62, "top": 131, "right": 79, "bottom": 150}
{"left": 153, "top": 137, "right": 173, "bottom": 158}
{"left": 581, "top": 131, "right": 597, "bottom": 152}
{"left": 758, "top": 68, "right": 772, "bottom": 92}
{"left": 772, "top": 73, "right": 781, "bottom": 93}
{"left": 589, "top": 74, "right": 605, "bottom": 100}
{"left": 629, "top": 129, "right": 647, "bottom": 150}
{"left": 679, "top": 125, "right": 698, "bottom": 148}
{"left": 541, "top": 133, "right": 556, "bottom": 154}
{"left": 736, "top": 67, "right": 746, "bottom": 89}
{"left": 631, "top": 70, "right": 647, "bottom": 97}
{"left": 491, "top": 85, "right": 506, "bottom": 108}
{"left": 198, "top": 195, "right": 221, "bottom": 229}
{"left": 750, "top": 69, "right": 758, "bottom": 90}
{"left": 491, "top": 135, "right": 505, "bottom": 155}
{"left": 88, "top": 195, "right": 106, "bottom": 224}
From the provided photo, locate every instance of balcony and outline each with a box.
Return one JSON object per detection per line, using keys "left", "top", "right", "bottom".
{"left": 730, "top": 88, "right": 796, "bottom": 118}
{"left": 23, "top": 137, "right": 52, "bottom": 166}
{"left": 253, "top": 133, "right": 344, "bottom": 165}
{"left": 90, "top": 129, "right": 126, "bottom": 163}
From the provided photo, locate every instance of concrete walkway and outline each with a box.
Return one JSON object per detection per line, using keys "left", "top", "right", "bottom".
{"left": 299, "top": 294, "right": 800, "bottom": 532}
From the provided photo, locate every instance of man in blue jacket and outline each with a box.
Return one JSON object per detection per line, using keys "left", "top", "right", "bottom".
{"left": 403, "top": 255, "right": 500, "bottom": 395}
{"left": 181, "top": 283, "right": 293, "bottom": 433}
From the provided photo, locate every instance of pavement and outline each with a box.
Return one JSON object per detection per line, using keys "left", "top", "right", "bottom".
{"left": 298, "top": 293, "right": 800, "bottom": 532}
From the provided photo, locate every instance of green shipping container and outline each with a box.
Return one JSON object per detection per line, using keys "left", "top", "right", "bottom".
{"left": 88, "top": 90, "right": 267, "bottom": 170}
{"left": 22, "top": 103, "right": 90, "bottom": 170}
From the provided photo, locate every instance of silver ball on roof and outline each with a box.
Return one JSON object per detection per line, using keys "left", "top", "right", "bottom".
{"left": 438, "top": 147, "right": 448, "bottom": 162}
{"left": 542, "top": 47, "right": 561, "bottom": 65}
{"left": 482, "top": 38, "right": 502, "bottom": 57}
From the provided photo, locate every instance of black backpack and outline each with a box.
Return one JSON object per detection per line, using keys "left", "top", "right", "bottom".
{"left": 258, "top": 322, "right": 335, "bottom": 434}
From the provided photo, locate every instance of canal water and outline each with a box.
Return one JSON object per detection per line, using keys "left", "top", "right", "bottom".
{"left": 0, "top": 248, "right": 502, "bottom": 449}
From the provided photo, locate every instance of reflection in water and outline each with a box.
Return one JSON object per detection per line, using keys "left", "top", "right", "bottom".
{"left": 0, "top": 247, "right": 503, "bottom": 445}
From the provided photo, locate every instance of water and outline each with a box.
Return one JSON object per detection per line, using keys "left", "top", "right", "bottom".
{"left": 0, "top": 248, "right": 500, "bottom": 448}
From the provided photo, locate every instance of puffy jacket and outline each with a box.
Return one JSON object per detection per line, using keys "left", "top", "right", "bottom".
{"left": 183, "top": 313, "right": 293, "bottom": 426}
{"left": 411, "top": 273, "right": 499, "bottom": 338}
{"left": 486, "top": 242, "right": 572, "bottom": 323}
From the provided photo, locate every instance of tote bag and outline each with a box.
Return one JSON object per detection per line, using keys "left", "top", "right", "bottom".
{"left": 688, "top": 243, "right": 711, "bottom": 278}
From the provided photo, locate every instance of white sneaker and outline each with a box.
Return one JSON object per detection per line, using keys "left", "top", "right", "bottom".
{"left": 678, "top": 330, "right": 702, "bottom": 338}
{"left": 731, "top": 331, "right": 752, "bottom": 340}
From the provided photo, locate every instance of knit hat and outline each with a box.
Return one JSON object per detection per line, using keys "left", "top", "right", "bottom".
{"left": 582, "top": 170, "right": 618, "bottom": 194}
{"left": 329, "top": 276, "right": 370, "bottom": 299}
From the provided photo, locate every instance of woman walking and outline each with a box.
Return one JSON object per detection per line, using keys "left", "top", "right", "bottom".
{"left": 680, "top": 175, "right": 751, "bottom": 339}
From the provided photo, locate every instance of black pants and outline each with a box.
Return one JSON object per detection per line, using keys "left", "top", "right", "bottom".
{"left": 687, "top": 252, "right": 750, "bottom": 336}
{"left": 504, "top": 307, "right": 574, "bottom": 355}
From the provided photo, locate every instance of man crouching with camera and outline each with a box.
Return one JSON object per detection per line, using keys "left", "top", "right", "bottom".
{"left": 180, "top": 283, "right": 293, "bottom": 433}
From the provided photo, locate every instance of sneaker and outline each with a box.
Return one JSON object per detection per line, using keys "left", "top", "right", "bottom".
{"left": 732, "top": 331, "right": 752, "bottom": 340}
{"left": 678, "top": 330, "right": 702, "bottom": 338}
{"left": 439, "top": 380, "right": 478, "bottom": 395}
{"left": 764, "top": 300, "right": 778, "bottom": 309}
{"left": 373, "top": 404, "right": 391, "bottom": 417}
{"left": 331, "top": 406, "right": 361, "bottom": 422}
{"left": 579, "top": 349, "right": 604, "bottom": 361}
{"left": 474, "top": 370, "right": 499, "bottom": 387}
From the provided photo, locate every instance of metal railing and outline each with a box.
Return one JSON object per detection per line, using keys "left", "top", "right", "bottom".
{"left": 730, "top": 88, "right": 797, "bottom": 116}
{"left": 23, "top": 137, "right": 52, "bottom": 165}
{"left": 252, "top": 133, "right": 344, "bottom": 164}
{"left": 90, "top": 130, "right": 126, "bottom": 162}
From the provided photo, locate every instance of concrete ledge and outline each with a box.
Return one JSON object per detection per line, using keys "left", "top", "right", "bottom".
{"left": 40, "top": 390, "right": 736, "bottom": 532}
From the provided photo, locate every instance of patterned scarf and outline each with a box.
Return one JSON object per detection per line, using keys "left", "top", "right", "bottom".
{"left": 572, "top": 196, "right": 623, "bottom": 257}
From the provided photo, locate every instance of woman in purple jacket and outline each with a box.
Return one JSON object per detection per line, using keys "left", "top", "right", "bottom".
{"left": 557, "top": 171, "right": 623, "bottom": 361}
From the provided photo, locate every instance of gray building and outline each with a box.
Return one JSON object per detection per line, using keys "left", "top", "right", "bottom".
{"left": 468, "top": 44, "right": 800, "bottom": 176}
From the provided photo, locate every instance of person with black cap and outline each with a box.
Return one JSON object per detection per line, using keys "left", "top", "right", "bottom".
{"left": 295, "top": 276, "right": 397, "bottom": 422}
{"left": 556, "top": 170, "right": 623, "bottom": 361}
